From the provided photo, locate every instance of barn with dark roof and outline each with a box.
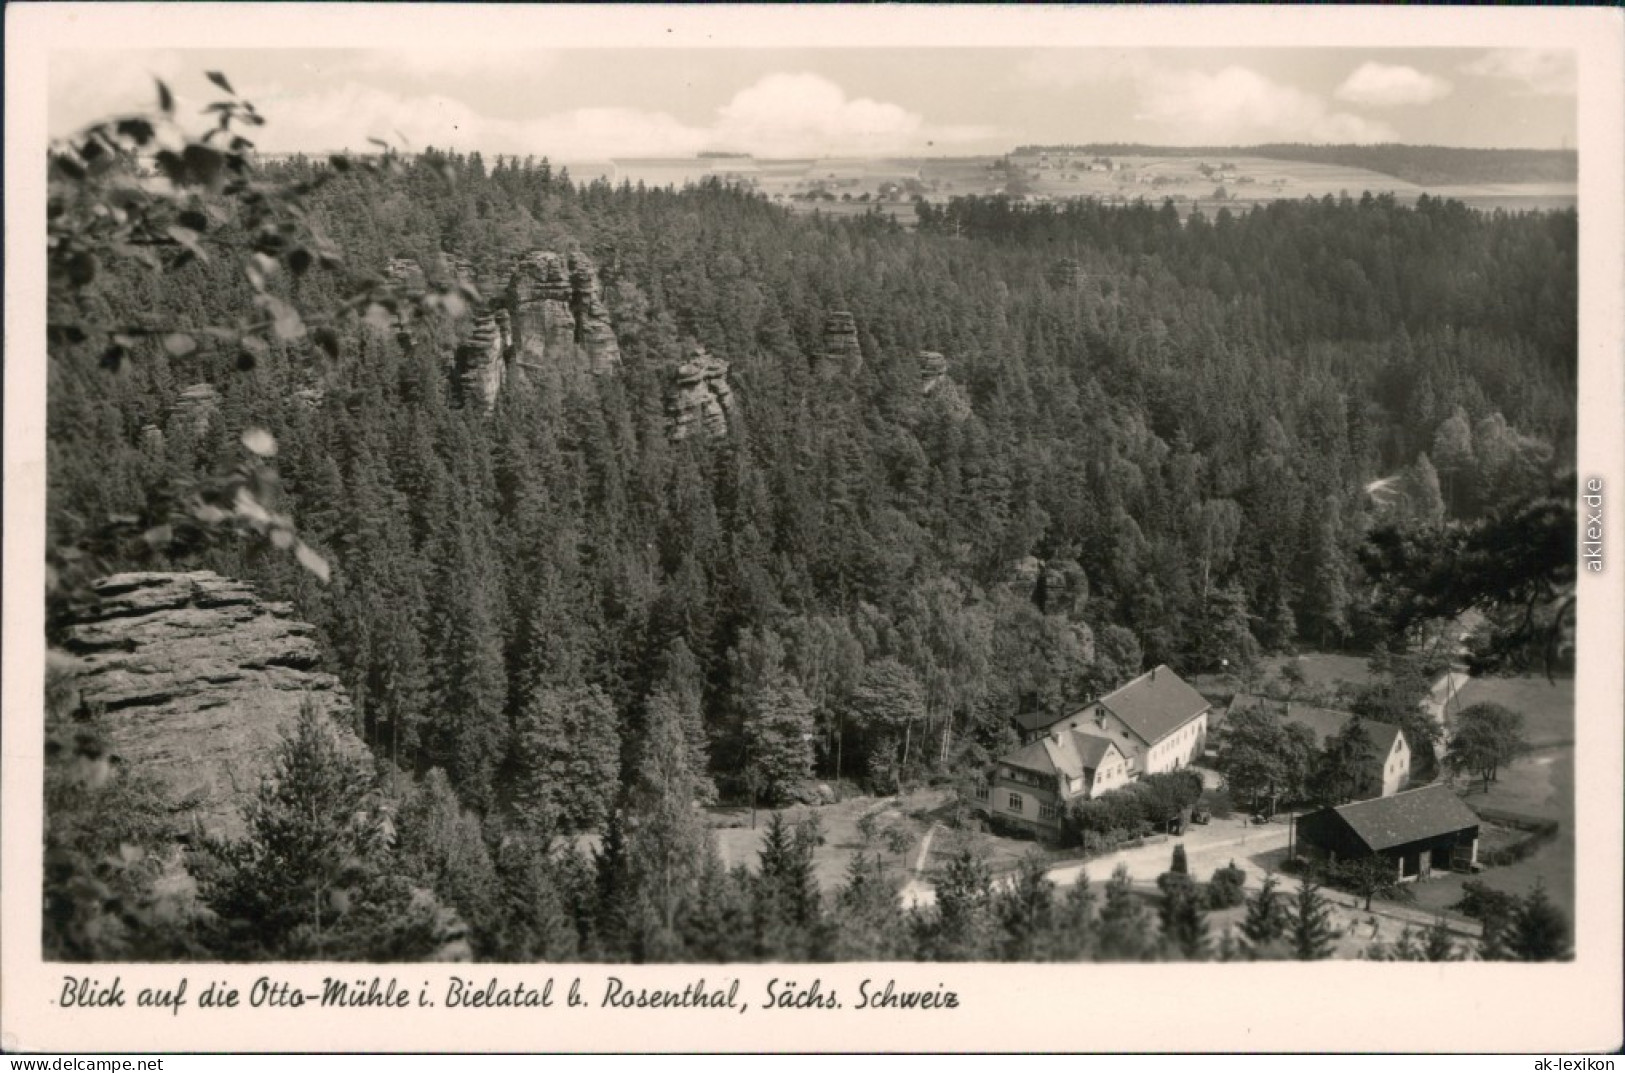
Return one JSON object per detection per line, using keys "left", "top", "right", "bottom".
{"left": 1294, "top": 784, "right": 1481, "bottom": 881}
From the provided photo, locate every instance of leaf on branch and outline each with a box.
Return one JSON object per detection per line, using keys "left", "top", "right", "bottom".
{"left": 266, "top": 298, "right": 305, "bottom": 341}
{"left": 67, "top": 251, "right": 98, "bottom": 287}
{"left": 311, "top": 326, "right": 341, "bottom": 360}
{"left": 156, "top": 79, "right": 175, "bottom": 115}
{"left": 362, "top": 303, "right": 395, "bottom": 333}
{"left": 180, "top": 144, "right": 225, "bottom": 188}
{"left": 205, "top": 71, "right": 236, "bottom": 95}
{"left": 241, "top": 428, "right": 277, "bottom": 457}
{"left": 46, "top": 323, "right": 88, "bottom": 346}
{"left": 295, "top": 542, "right": 331, "bottom": 582}
{"left": 162, "top": 333, "right": 198, "bottom": 357}
{"left": 115, "top": 118, "right": 156, "bottom": 146}
{"left": 51, "top": 154, "right": 87, "bottom": 182}
{"left": 165, "top": 225, "right": 209, "bottom": 262}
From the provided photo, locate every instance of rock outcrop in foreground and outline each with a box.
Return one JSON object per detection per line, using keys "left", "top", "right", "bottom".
{"left": 666, "top": 341, "right": 737, "bottom": 441}
{"left": 60, "top": 571, "right": 359, "bottom": 839}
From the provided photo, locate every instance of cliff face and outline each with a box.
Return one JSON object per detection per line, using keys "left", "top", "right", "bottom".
{"left": 454, "top": 307, "right": 511, "bottom": 412}
{"left": 820, "top": 311, "right": 863, "bottom": 377}
{"left": 506, "top": 251, "right": 578, "bottom": 378}
{"left": 667, "top": 341, "right": 737, "bottom": 441}
{"left": 567, "top": 251, "right": 622, "bottom": 374}
{"left": 60, "top": 571, "right": 360, "bottom": 839}
{"left": 918, "top": 351, "right": 948, "bottom": 396}
{"left": 504, "top": 249, "right": 622, "bottom": 387}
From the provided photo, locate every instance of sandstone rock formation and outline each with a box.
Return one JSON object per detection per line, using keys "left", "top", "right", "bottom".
{"left": 506, "top": 249, "right": 621, "bottom": 382}
{"left": 173, "top": 383, "right": 220, "bottom": 437}
{"left": 454, "top": 307, "right": 511, "bottom": 412}
{"left": 666, "top": 341, "right": 737, "bottom": 441}
{"left": 506, "top": 251, "right": 580, "bottom": 377}
{"left": 567, "top": 251, "right": 622, "bottom": 374}
{"left": 918, "top": 351, "right": 948, "bottom": 396}
{"left": 386, "top": 245, "right": 624, "bottom": 410}
{"left": 820, "top": 311, "right": 863, "bottom": 376}
{"left": 60, "top": 571, "right": 358, "bottom": 839}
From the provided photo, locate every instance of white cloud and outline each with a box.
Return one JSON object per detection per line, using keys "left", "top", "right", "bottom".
{"left": 238, "top": 71, "right": 986, "bottom": 158}
{"left": 1139, "top": 66, "right": 1395, "bottom": 145}
{"left": 49, "top": 51, "right": 190, "bottom": 136}
{"left": 1335, "top": 63, "right": 1452, "bottom": 107}
{"left": 713, "top": 72, "right": 983, "bottom": 156}
{"left": 1017, "top": 52, "right": 1394, "bottom": 144}
{"left": 1463, "top": 49, "right": 1576, "bottom": 97}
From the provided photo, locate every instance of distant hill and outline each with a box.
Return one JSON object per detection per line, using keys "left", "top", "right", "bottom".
{"left": 1012, "top": 144, "right": 1577, "bottom": 187}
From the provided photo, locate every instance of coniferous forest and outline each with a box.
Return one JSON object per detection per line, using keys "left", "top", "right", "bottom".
{"left": 42, "top": 81, "right": 1577, "bottom": 964}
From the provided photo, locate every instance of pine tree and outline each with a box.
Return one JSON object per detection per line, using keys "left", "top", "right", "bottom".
{"left": 1096, "top": 863, "right": 1155, "bottom": 960}
{"left": 995, "top": 853, "right": 1057, "bottom": 961}
{"left": 1156, "top": 869, "right": 1209, "bottom": 960}
{"left": 1048, "top": 872, "right": 1097, "bottom": 961}
{"left": 1423, "top": 916, "right": 1457, "bottom": 962}
{"left": 490, "top": 829, "right": 579, "bottom": 962}
{"left": 1288, "top": 880, "right": 1337, "bottom": 960}
{"left": 393, "top": 768, "right": 501, "bottom": 956}
{"left": 200, "top": 702, "right": 453, "bottom": 960}
{"left": 1170, "top": 843, "right": 1189, "bottom": 875}
{"left": 625, "top": 681, "right": 713, "bottom": 937}
{"left": 927, "top": 849, "right": 995, "bottom": 961}
{"left": 752, "top": 812, "right": 824, "bottom": 960}
{"left": 832, "top": 851, "right": 911, "bottom": 960}
{"left": 512, "top": 685, "right": 622, "bottom": 833}
{"left": 1241, "top": 873, "right": 1290, "bottom": 947}
{"left": 1509, "top": 881, "right": 1571, "bottom": 961}
{"left": 742, "top": 678, "right": 817, "bottom": 811}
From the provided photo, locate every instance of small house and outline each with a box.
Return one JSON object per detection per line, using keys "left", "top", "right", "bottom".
{"left": 982, "top": 730, "right": 1130, "bottom": 836}
{"left": 1295, "top": 784, "right": 1480, "bottom": 881}
{"left": 1223, "top": 694, "right": 1411, "bottom": 799}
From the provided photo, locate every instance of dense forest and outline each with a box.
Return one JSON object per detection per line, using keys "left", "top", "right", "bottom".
{"left": 1013, "top": 143, "right": 1578, "bottom": 186}
{"left": 43, "top": 84, "right": 1576, "bottom": 963}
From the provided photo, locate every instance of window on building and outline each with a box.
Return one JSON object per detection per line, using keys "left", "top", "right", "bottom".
{"left": 1039, "top": 802, "right": 1058, "bottom": 821}
{"left": 1008, "top": 793, "right": 1023, "bottom": 812}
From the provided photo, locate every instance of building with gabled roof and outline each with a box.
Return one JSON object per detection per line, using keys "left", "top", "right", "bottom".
{"left": 1295, "top": 783, "right": 1481, "bottom": 881}
{"left": 980, "top": 728, "right": 1131, "bottom": 836}
{"left": 1220, "top": 694, "right": 1411, "bottom": 799}
{"left": 1027, "top": 665, "right": 1212, "bottom": 778}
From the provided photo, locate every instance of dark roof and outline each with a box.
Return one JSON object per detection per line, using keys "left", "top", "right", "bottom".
{"left": 1329, "top": 784, "right": 1480, "bottom": 852}
{"left": 1223, "top": 694, "right": 1404, "bottom": 755}
{"left": 1001, "top": 730, "right": 1123, "bottom": 781}
{"left": 1011, "top": 707, "right": 1061, "bottom": 734}
{"left": 1098, "top": 665, "right": 1210, "bottom": 745}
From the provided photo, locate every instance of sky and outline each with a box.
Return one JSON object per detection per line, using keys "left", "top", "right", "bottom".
{"left": 47, "top": 47, "right": 1578, "bottom": 161}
